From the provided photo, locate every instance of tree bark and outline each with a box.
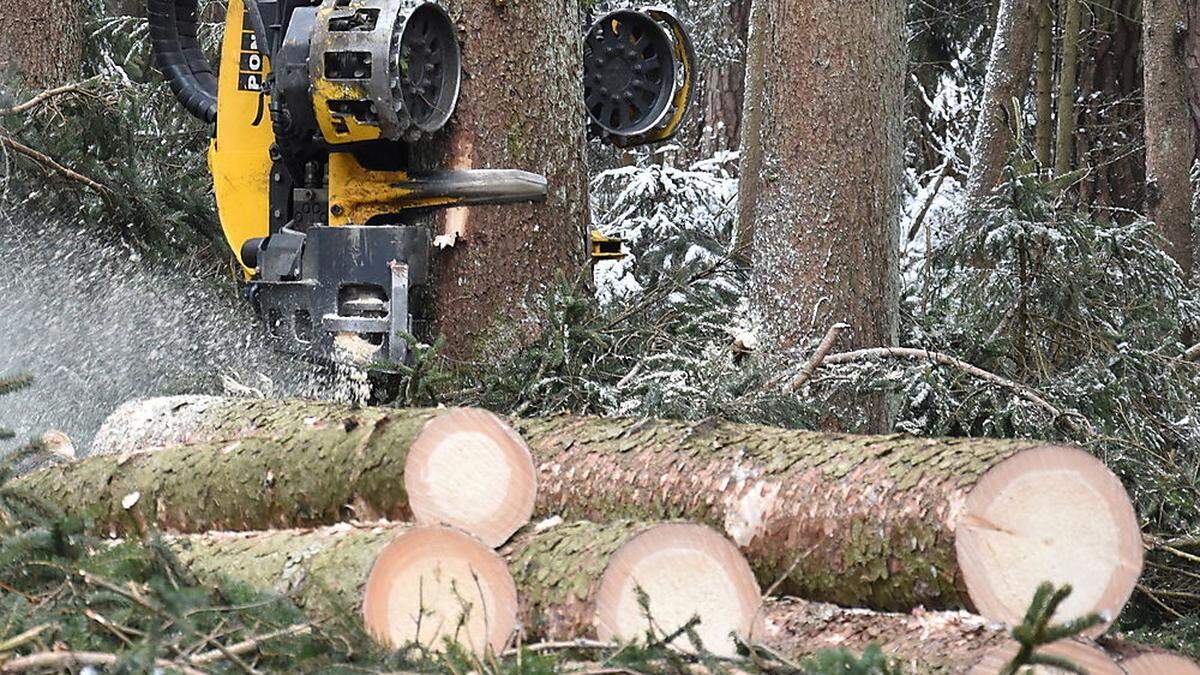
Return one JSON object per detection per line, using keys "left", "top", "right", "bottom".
{"left": 504, "top": 520, "right": 761, "bottom": 658}
{"left": 1035, "top": 0, "right": 1055, "bottom": 170}
{"left": 0, "top": 0, "right": 84, "bottom": 87}
{"left": 23, "top": 400, "right": 539, "bottom": 546}
{"left": 964, "top": 0, "right": 1042, "bottom": 207}
{"left": 1144, "top": 0, "right": 1196, "bottom": 280}
{"left": 734, "top": 0, "right": 905, "bottom": 432}
{"left": 78, "top": 397, "right": 1141, "bottom": 626}
{"left": 761, "top": 599, "right": 1012, "bottom": 673}
{"left": 1187, "top": 1, "right": 1200, "bottom": 153}
{"left": 417, "top": 0, "right": 589, "bottom": 359}
{"left": 167, "top": 523, "right": 519, "bottom": 655}
{"left": 696, "top": 0, "right": 751, "bottom": 160}
{"left": 1055, "top": 0, "right": 1083, "bottom": 178}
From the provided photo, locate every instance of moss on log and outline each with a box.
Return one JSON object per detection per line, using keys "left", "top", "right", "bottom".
{"left": 78, "top": 397, "right": 1140, "bottom": 624}
{"left": 19, "top": 400, "right": 430, "bottom": 534}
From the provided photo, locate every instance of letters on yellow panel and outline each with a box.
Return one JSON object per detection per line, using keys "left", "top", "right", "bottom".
{"left": 209, "top": 0, "right": 275, "bottom": 270}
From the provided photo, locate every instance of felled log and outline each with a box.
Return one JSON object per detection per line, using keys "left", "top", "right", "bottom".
{"left": 759, "top": 598, "right": 1008, "bottom": 673}
{"left": 168, "top": 523, "right": 518, "bottom": 655}
{"left": 20, "top": 401, "right": 535, "bottom": 546}
{"left": 83, "top": 397, "right": 1142, "bottom": 628}
{"left": 504, "top": 520, "right": 762, "bottom": 658}
{"left": 1100, "top": 638, "right": 1200, "bottom": 674}
{"left": 967, "top": 638, "right": 1123, "bottom": 674}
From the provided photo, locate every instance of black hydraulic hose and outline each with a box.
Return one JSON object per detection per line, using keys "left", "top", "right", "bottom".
{"left": 147, "top": 0, "right": 218, "bottom": 122}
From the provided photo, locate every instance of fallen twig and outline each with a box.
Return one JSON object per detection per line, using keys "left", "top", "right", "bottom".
{"left": 0, "top": 625, "right": 51, "bottom": 654}
{"left": 794, "top": 345, "right": 1091, "bottom": 433}
{"left": 906, "top": 158, "right": 953, "bottom": 243}
{"left": 787, "top": 323, "right": 849, "bottom": 391}
{"left": 0, "top": 76, "right": 102, "bottom": 116}
{"left": 0, "top": 134, "right": 115, "bottom": 204}
{"left": 0, "top": 650, "right": 206, "bottom": 675}
{"left": 191, "top": 623, "right": 312, "bottom": 665}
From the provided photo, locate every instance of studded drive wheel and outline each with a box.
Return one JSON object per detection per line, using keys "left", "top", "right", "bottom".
{"left": 584, "top": 10, "right": 678, "bottom": 138}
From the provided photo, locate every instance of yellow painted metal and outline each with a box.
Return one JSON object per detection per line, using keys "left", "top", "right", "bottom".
{"left": 638, "top": 9, "right": 694, "bottom": 145}
{"left": 209, "top": 0, "right": 275, "bottom": 268}
{"left": 590, "top": 230, "right": 628, "bottom": 261}
{"left": 327, "top": 153, "right": 459, "bottom": 226}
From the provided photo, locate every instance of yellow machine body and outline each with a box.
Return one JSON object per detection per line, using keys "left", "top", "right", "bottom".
{"left": 209, "top": 0, "right": 275, "bottom": 270}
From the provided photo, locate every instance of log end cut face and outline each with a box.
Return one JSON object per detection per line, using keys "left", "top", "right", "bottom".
{"left": 362, "top": 525, "right": 518, "bottom": 655}
{"left": 1123, "top": 653, "right": 1200, "bottom": 675}
{"left": 968, "top": 639, "right": 1124, "bottom": 675}
{"left": 405, "top": 408, "right": 537, "bottom": 548}
{"left": 593, "top": 523, "right": 762, "bottom": 658}
{"left": 955, "top": 446, "right": 1142, "bottom": 635}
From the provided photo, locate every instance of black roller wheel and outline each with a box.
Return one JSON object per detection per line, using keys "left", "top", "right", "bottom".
{"left": 584, "top": 10, "right": 677, "bottom": 137}
{"left": 396, "top": 3, "right": 461, "bottom": 133}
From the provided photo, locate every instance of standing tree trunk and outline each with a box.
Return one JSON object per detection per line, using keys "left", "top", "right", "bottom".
{"left": 697, "top": 0, "right": 751, "bottom": 160}
{"left": 419, "top": 1, "right": 589, "bottom": 359}
{"left": 964, "top": 0, "right": 1042, "bottom": 207}
{"left": 1055, "top": 0, "right": 1083, "bottom": 177}
{"left": 1035, "top": 0, "right": 1055, "bottom": 170}
{"left": 0, "top": 0, "right": 84, "bottom": 86}
{"left": 1187, "top": 2, "right": 1200, "bottom": 151}
{"left": 735, "top": 0, "right": 906, "bottom": 432}
{"left": 1144, "top": 0, "right": 1196, "bottom": 280}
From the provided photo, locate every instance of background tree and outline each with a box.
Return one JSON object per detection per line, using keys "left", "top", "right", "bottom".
{"left": 1144, "top": 0, "right": 1196, "bottom": 281}
{"left": 963, "top": 0, "right": 1041, "bottom": 208}
{"left": 737, "top": 0, "right": 906, "bottom": 432}
{"left": 0, "top": 0, "right": 84, "bottom": 86}
{"left": 418, "top": 1, "right": 590, "bottom": 360}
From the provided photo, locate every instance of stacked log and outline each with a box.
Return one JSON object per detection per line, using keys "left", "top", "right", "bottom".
{"left": 71, "top": 397, "right": 1145, "bottom": 632}
{"left": 504, "top": 520, "right": 763, "bottom": 657}
{"left": 167, "top": 523, "right": 518, "bottom": 654}
{"left": 21, "top": 401, "right": 536, "bottom": 547}
{"left": 6, "top": 396, "right": 1191, "bottom": 670}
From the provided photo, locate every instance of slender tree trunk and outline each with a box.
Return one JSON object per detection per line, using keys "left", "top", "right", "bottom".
{"left": 1055, "top": 0, "right": 1083, "bottom": 177}
{"left": 735, "top": 0, "right": 906, "bottom": 432}
{"left": 964, "top": 0, "right": 1042, "bottom": 207}
{"left": 1144, "top": 0, "right": 1196, "bottom": 280}
{"left": 733, "top": 0, "right": 771, "bottom": 256}
{"left": 1187, "top": 2, "right": 1200, "bottom": 152}
{"left": 697, "top": 0, "right": 751, "bottom": 160}
{"left": 0, "top": 0, "right": 84, "bottom": 86}
{"left": 1036, "top": 0, "right": 1056, "bottom": 169}
{"left": 417, "top": 1, "right": 589, "bottom": 359}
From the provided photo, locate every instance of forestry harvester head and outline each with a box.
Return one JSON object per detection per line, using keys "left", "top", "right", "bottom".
{"left": 150, "top": 0, "right": 694, "bottom": 367}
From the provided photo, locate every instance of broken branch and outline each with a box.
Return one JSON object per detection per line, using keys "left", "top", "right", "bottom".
{"left": 0, "top": 134, "right": 115, "bottom": 204}
{"left": 0, "top": 76, "right": 102, "bottom": 116}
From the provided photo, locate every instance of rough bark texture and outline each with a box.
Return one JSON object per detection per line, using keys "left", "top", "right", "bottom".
{"left": 1188, "top": 2, "right": 1200, "bottom": 154}
{"left": 417, "top": 0, "right": 589, "bottom": 360}
{"left": 735, "top": 0, "right": 905, "bottom": 432}
{"left": 760, "top": 599, "right": 1009, "bottom": 674}
{"left": 85, "top": 397, "right": 1064, "bottom": 612}
{"left": 502, "top": 520, "right": 654, "bottom": 641}
{"left": 20, "top": 398, "right": 440, "bottom": 534}
{"left": 694, "top": 0, "right": 750, "bottom": 160}
{"left": 168, "top": 523, "right": 408, "bottom": 630}
{"left": 1077, "top": 0, "right": 1145, "bottom": 214}
{"left": 964, "top": 0, "right": 1041, "bottom": 207}
{"left": 1144, "top": 0, "right": 1197, "bottom": 279}
{"left": 0, "top": 0, "right": 84, "bottom": 86}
